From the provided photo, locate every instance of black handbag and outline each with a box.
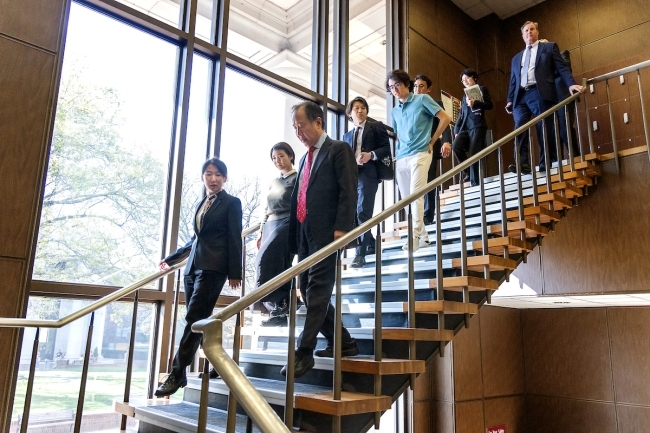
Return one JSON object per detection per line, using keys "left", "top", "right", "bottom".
{"left": 377, "top": 155, "right": 394, "bottom": 181}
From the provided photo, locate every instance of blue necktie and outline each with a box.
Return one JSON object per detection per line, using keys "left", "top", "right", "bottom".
{"left": 521, "top": 46, "right": 532, "bottom": 87}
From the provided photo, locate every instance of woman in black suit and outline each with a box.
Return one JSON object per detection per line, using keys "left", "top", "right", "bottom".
{"left": 452, "top": 68, "right": 493, "bottom": 186}
{"left": 155, "top": 157, "right": 242, "bottom": 397}
{"left": 254, "top": 142, "right": 299, "bottom": 326}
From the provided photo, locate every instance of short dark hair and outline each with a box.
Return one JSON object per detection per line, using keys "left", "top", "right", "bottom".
{"left": 202, "top": 157, "right": 228, "bottom": 178}
{"left": 291, "top": 101, "right": 326, "bottom": 129}
{"left": 414, "top": 74, "right": 432, "bottom": 88}
{"left": 460, "top": 68, "right": 479, "bottom": 82}
{"left": 346, "top": 96, "right": 369, "bottom": 120}
{"left": 270, "top": 142, "right": 295, "bottom": 164}
{"left": 386, "top": 69, "right": 413, "bottom": 92}
{"left": 521, "top": 21, "right": 538, "bottom": 32}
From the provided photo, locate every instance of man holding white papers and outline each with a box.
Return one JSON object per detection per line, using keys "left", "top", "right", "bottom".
{"left": 452, "top": 68, "right": 493, "bottom": 186}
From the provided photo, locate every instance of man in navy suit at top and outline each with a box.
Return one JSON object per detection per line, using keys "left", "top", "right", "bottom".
{"left": 343, "top": 96, "right": 391, "bottom": 269}
{"left": 506, "top": 21, "right": 584, "bottom": 174}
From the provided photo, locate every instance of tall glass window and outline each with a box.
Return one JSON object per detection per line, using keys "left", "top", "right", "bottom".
{"left": 226, "top": 0, "right": 313, "bottom": 88}
{"left": 219, "top": 68, "right": 305, "bottom": 291}
{"left": 33, "top": 3, "right": 178, "bottom": 286}
{"left": 349, "top": 0, "right": 387, "bottom": 124}
{"left": 113, "top": 0, "right": 182, "bottom": 28}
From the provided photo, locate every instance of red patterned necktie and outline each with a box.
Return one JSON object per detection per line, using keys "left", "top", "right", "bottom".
{"left": 296, "top": 146, "right": 316, "bottom": 223}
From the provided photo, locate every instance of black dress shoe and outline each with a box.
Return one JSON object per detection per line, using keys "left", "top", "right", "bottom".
{"left": 314, "top": 339, "right": 359, "bottom": 358}
{"left": 280, "top": 352, "right": 315, "bottom": 378}
{"left": 508, "top": 164, "right": 531, "bottom": 175}
{"left": 538, "top": 163, "right": 547, "bottom": 172}
{"left": 154, "top": 374, "right": 187, "bottom": 397}
{"left": 366, "top": 245, "right": 375, "bottom": 256}
{"left": 462, "top": 172, "right": 470, "bottom": 183}
{"left": 261, "top": 314, "right": 288, "bottom": 327}
{"left": 199, "top": 368, "right": 220, "bottom": 379}
{"left": 350, "top": 255, "right": 366, "bottom": 268}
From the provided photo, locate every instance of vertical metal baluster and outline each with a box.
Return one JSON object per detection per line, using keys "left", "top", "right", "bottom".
{"left": 284, "top": 276, "right": 298, "bottom": 429}
{"left": 406, "top": 203, "right": 416, "bottom": 403}
{"left": 73, "top": 312, "right": 94, "bottom": 433}
{"left": 514, "top": 136, "right": 527, "bottom": 262}
{"left": 167, "top": 270, "right": 182, "bottom": 373}
{"left": 451, "top": 154, "right": 457, "bottom": 185}
{"left": 333, "top": 249, "right": 344, "bottom": 433}
{"left": 529, "top": 128, "right": 540, "bottom": 210}
{"left": 197, "top": 360, "right": 209, "bottom": 433}
{"left": 498, "top": 148, "right": 511, "bottom": 282}
{"left": 121, "top": 291, "right": 139, "bottom": 430}
{"left": 435, "top": 193, "right": 445, "bottom": 356}
{"left": 583, "top": 82, "right": 595, "bottom": 154}
{"left": 478, "top": 159, "right": 490, "bottom": 305}
{"left": 459, "top": 176, "right": 469, "bottom": 326}
{"left": 605, "top": 79, "right": 621, "bottom": 174}
{"left": 637, "top": 69, "right": 650, "bottom": 163}
{"left": 374, "top": 224, "right": 383, "bottom": 429}
{"left": 553, "top": 112, "right": 565, "bottom": 185}
{"left": 542, "top": 119, "right": 553, "bottom": 195}
{"left": 575, "top": 94, "right": 586, "bottom": 164}
{"left": 225, "top": 312, "right": 241, "bottom": 433}
{"left": 20, "top": 328, "right": 40, "bottom": 433}
{"left": 565, "top": 104, "right": 576, "bottom": 172}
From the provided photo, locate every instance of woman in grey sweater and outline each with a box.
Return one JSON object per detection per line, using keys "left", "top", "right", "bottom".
{"left": 254, "top": 142, "right": 299, "bottom": 326}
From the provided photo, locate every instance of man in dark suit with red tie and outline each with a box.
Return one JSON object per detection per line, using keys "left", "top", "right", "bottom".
{"left": 155, "top": 158, "right": 242, "bottom": 397}
{"left": 343, "top": 96, "right": 391, "bottom": 268}
{"left": 283, "top": 101, "right": 359, "bottom": 378}
{"left": 506, "top": 21, "right": 583, "bottom": 174}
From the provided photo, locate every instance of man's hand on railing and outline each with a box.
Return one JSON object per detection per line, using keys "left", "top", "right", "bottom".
{"left": 569, "top": 84, "right": 585, "bottom": 94}
{"left": 159, "top": 260, "right": 170, "bottom": 272}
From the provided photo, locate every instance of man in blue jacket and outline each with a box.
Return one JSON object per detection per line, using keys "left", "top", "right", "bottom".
{"left": 506, "top": 21, "right": 583, "bottom": 173}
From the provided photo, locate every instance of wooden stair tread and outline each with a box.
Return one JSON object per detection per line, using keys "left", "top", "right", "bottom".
{"left": 537, "top": 181, "right": 583, "bottom": 198}
{"left": 451, "top": 254, "right": 518, "bottom": 271}
{"left": 489, "top": 220, "right": 549, "bottom": 237}
{"left": 377, "top": 328, "right": 454, "bottom": 341}
{"left": 523, "top": 192, "right": 572, "bottom": 209}
{"left": 114, "top": 399, "right": 177, "bottom": 418}
{"left": 295, "top": 391, "right": 391, "bottom": 416}
{"left": 407, "top": 300, "right": 479, "bottom": 314}
{"left": 471, "top": 236, "right": 535, "bottom": 254}
{"left": 552, "top": 170, "right": 593, "bottom": 187}
{"left": 507, "top": 206, "right": 561, "bottom": 223}
{"left": 428, "top": 276, "right": 499, "bottom": 291}
{"left": 341, "top": 358, "right": 426, "bottom": 375}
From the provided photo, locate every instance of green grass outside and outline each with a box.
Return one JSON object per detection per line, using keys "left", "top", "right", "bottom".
{"left": 12, "top": 364, "right": 150, "bottom": 418}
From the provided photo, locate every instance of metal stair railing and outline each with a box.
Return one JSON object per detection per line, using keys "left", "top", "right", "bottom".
{"left": 4, "top": 58, "right": 650, "bottom": 433}
{"left": 192, "top": 81, "right": 594, "bottom": 433}
{"left": 0, "top": 224, "right": 260, "bottom": 433}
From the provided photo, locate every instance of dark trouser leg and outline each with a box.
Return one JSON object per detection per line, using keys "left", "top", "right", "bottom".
{"left": 452, "top": 131, "right": 471, "bottom": 179}
{"left": 356, "top": 170, "right": 379, "bottom": 257}
{"left": 521, "top": 88, "right": 557, "bottom": 167}
{"left": 467, "top": 128, "right": 487, "bottom": 185}
{"left": 513, "top": 101, "right": 532, "bottom": 166}
{"left": 171, "top": 270, "right": 227, "bottom": 379}
{"left": 296, "top": 223, "right": 352, "bottom": 353}
{"left": 423, "top": 157, "right": 438, "bottom": 223}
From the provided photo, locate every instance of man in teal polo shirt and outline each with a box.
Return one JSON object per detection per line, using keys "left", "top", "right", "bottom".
{"left": 387, "top": 69, "right": 451, "bottom": 251}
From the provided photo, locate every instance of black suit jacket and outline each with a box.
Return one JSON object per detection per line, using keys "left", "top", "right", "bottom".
{"left": 431, "top": 99, "right": 454, "bottom": 160}
{"left": 342, "top": 120, "right": 391, "bottom": 179}
{"left": 164, "top": 190, "right": 243, "bottom": 279}
{"left": 288, "top": 136, "right": 358, "bottom": 253}
{"left": 454, "top": 85, "right": 493, "bottom": 134}
{"left": 507, "top": 42, "right": 576, "bottom": 105}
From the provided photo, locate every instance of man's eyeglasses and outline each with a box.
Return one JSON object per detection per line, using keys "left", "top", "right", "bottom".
{"left": 388, "top": 82, "right": 402, "bottom": 92}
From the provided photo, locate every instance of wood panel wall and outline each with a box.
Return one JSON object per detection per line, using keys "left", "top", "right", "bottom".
{"left": 512, "top": 153, "right": 650, "bottom": 295}
{"left": 523, "top": 306, "right": 650, "bottom": 433}
{"left": 426, "top": 306, "right": 527, "bottom": 433}
{"left": 0, "top": 1, "right": 70, "bottom": 430}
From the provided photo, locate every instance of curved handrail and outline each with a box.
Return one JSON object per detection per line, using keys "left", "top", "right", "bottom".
{"left": 194, "top": 89, "right": 584, "bottom": 328}
{"left": 587, "top": 59, "right": 650, "bottom": 84}
{"left": 190, "top": 88, "right": 584, "bottom": 433}
{"left": 0, "top": 223, "right": 261, "bottom": 329}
